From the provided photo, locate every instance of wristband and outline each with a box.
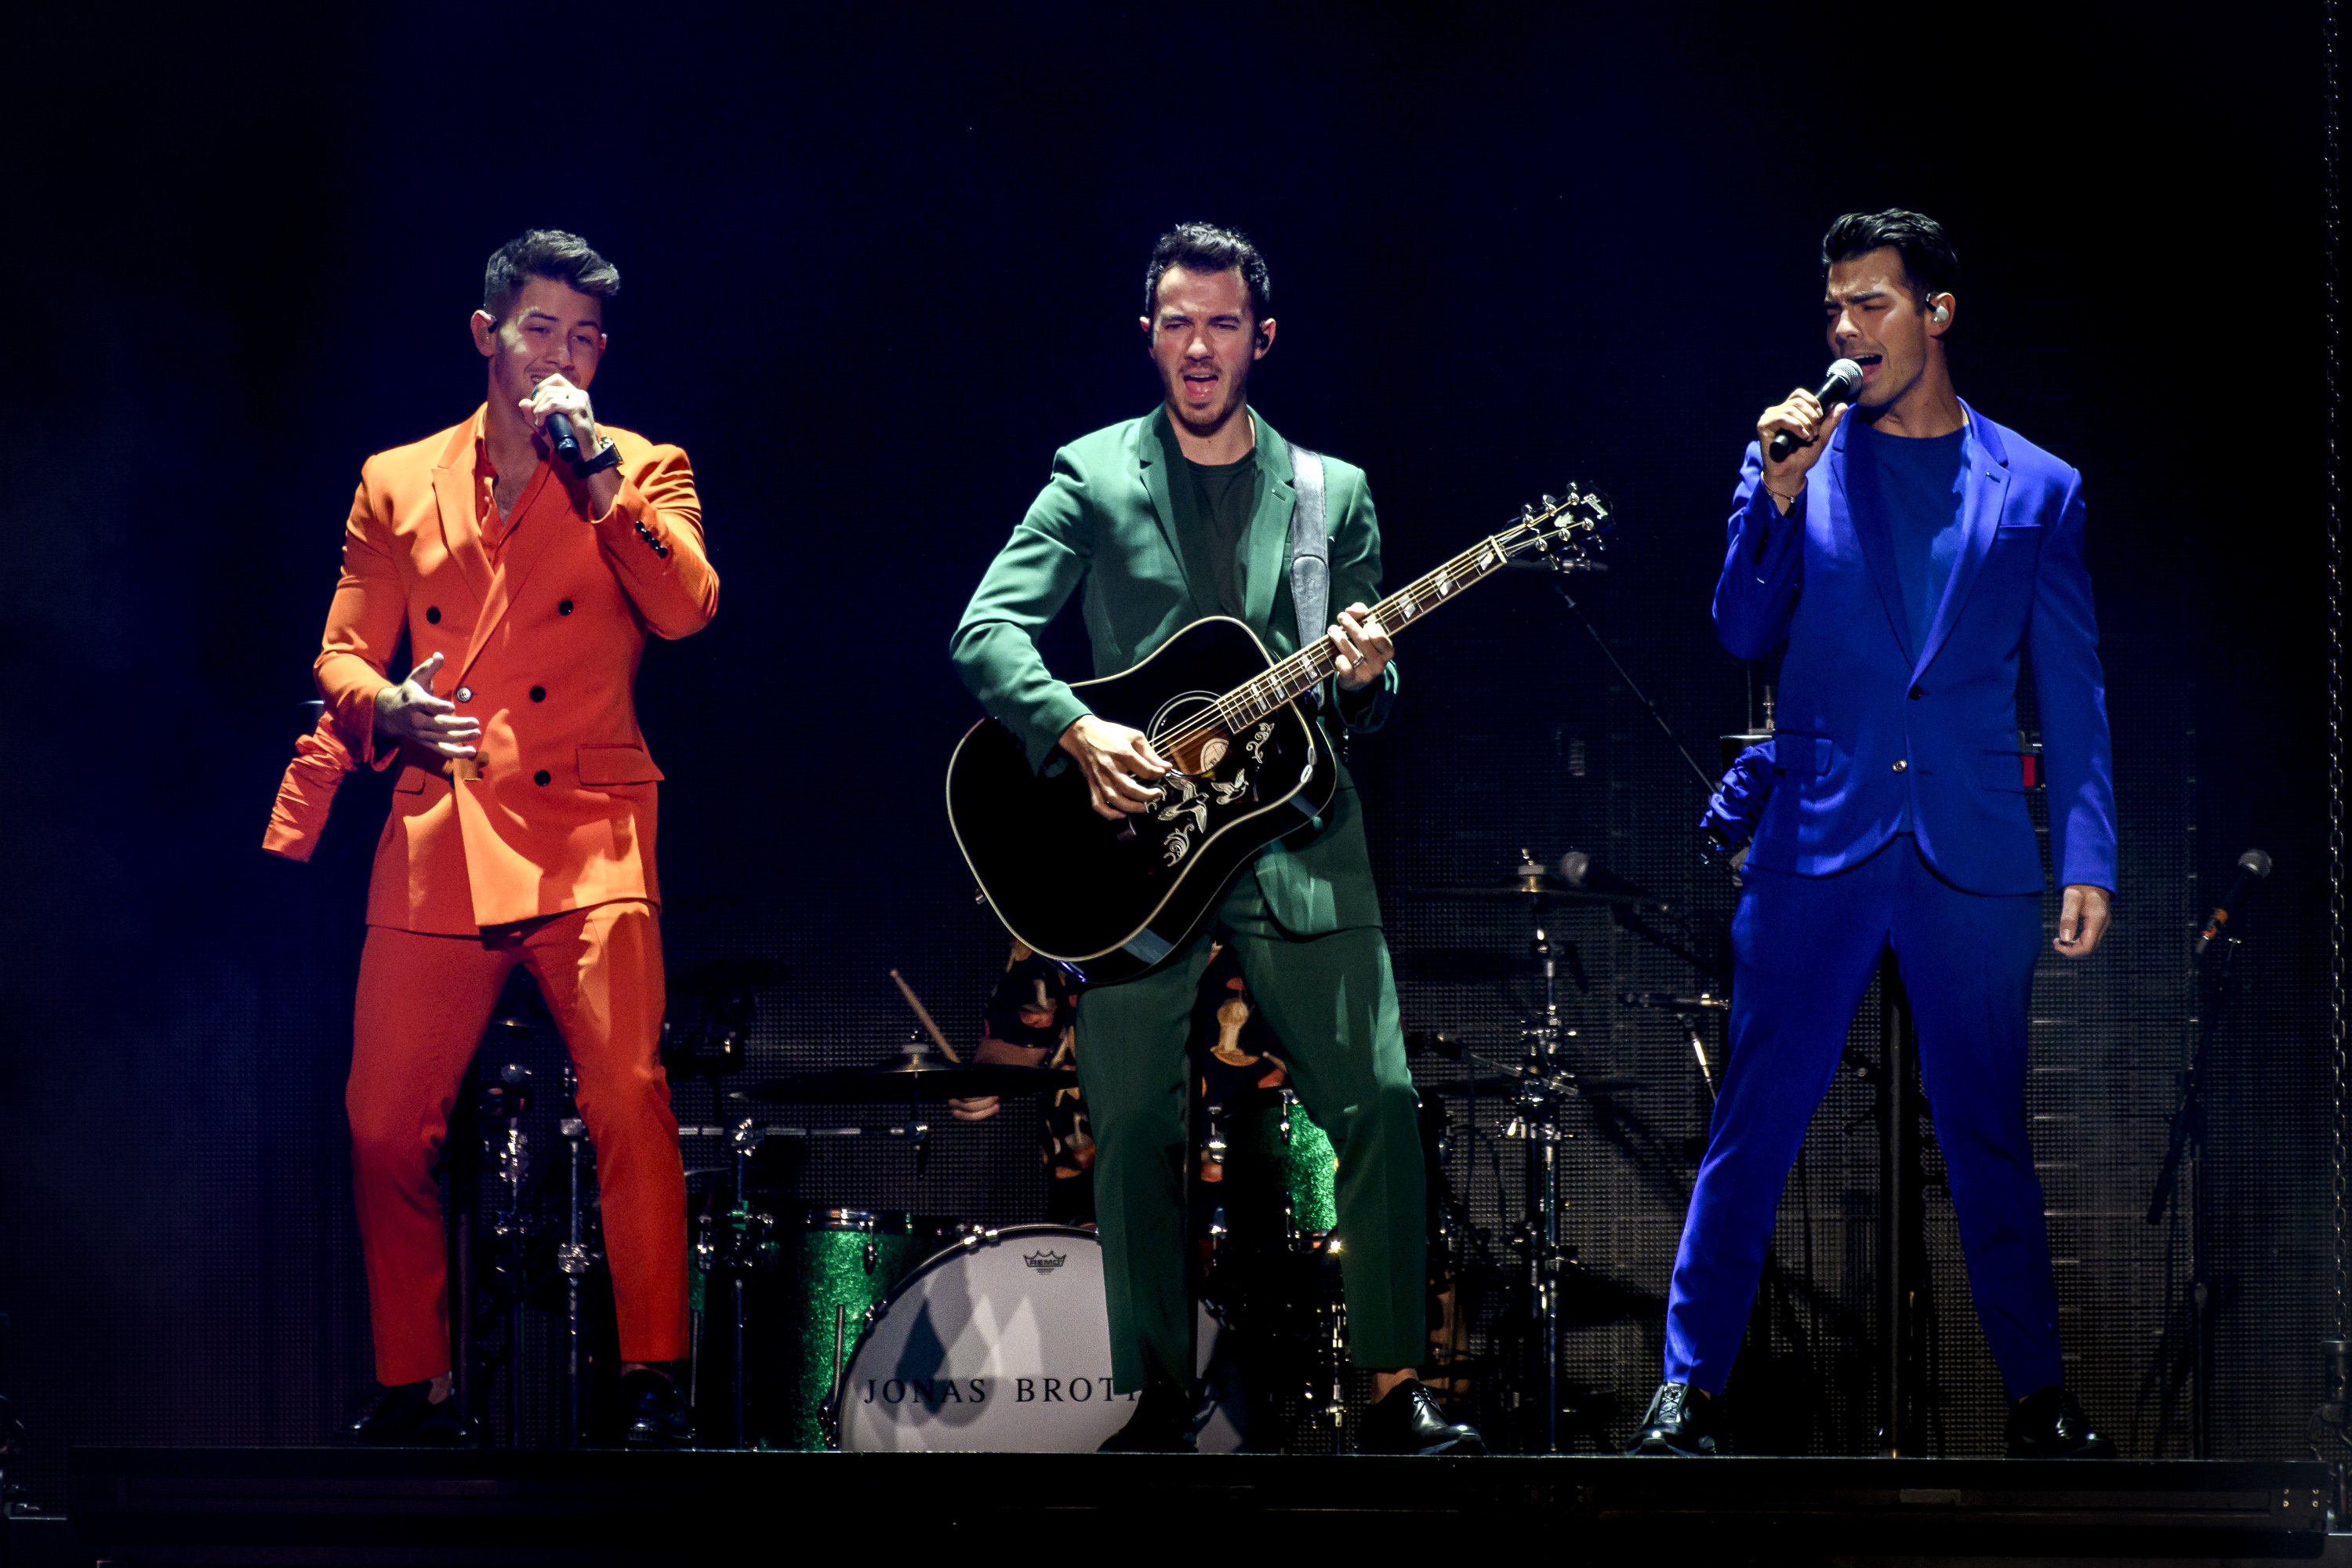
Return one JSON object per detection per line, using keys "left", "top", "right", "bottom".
{"left": 572, "top": 437, "right": 622, "bottom": 479}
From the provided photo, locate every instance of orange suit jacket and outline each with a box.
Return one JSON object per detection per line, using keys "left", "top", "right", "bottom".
{"left": 313, "top": 407, "right": 718, "bottom": 934}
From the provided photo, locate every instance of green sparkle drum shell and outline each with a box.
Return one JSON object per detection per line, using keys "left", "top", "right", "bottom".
{"left": 1221, "top": 1090, "right": 1339, "bottom": 1241}
{"left": 774, "top": 1210, "right": 929, "bottom": 1451}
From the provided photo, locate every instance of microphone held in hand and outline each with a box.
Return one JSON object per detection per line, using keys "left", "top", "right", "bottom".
{"left": 1766, "top": 358, "right": 1866, "bottom": 463}
{"left": 545, "top": 411, "right": 583, "bottom": 466}
{"left": 2194, "top": 848, "right": 2273, "bottom": 955}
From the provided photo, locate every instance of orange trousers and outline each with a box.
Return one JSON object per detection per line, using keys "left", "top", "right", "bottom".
{"left": 348, "top": 901, "right": 688, "bottom": 1386}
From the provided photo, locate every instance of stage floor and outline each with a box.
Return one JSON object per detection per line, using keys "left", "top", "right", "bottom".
{"left": 10, "top": 1448, "right": 2334, "bottom": 1566}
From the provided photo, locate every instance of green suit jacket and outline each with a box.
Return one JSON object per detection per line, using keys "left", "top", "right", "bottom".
{"left": 951, "top": 407, "right": 1397, "bottom": 935}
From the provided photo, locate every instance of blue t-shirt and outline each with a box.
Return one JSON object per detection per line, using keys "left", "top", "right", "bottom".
{"left": 1845, "top": 419, "right": 1967, "bottom": 832}
{"left": 1846, "top": 420, "right": 1968, "bottom": 653}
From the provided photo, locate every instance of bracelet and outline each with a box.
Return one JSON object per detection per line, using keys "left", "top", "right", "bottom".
{"left": 1762, "top": 481, "right": 1803, "bottom": 506}
{"left": 571, "top": 437, "right": 622, "bottom": 479}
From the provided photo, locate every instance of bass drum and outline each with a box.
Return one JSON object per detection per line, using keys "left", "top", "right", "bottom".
{"left": 835, "top": 1225, "right": 1236, "bottom": 1452}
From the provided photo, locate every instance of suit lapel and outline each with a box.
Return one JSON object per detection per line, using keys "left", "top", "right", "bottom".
{"left": 1241, "top": 414, "right": 1296, "bottom": 641}
{"left": 455, "top": 459, "right": 570, "bottom": 687}
{"left": 1909, "top": 401, "right": 2009, "bottom": 682}
{"left": 431, "top": 409, "right": 495, "bottom": 610}
{"left": 1828, "top": 419, "right": 1915, "bottom": 662}
{"left": 1135, "top": 410, "right": 1192, "bottom": 602}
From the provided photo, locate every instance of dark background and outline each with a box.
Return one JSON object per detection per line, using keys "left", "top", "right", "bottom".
{"left": 0, "top": 0, "right": 2331, "bottom": 1486}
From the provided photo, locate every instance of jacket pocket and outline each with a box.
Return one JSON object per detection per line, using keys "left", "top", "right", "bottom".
{"left": 1979, "top": 749, "right": 2031, "bottom": 791}
{"left": 394, "top": 765, "right": 429, "bottom": 794}
{"left": 578, "top": 744, "right": 666, "bottom": 787}
{"left": 1772, "top": 732, "right": 1834, "bottom": 775}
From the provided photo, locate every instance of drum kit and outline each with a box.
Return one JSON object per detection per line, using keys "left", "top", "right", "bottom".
{"left": 441, "top": 852, "right": 1725, "bottom": 1454}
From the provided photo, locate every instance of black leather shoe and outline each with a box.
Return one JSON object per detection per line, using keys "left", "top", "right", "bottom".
{"left": 1357, "top": 1378, "right": 1486, "bottom": 1455}
{"left": 2004, "top": 1385, "right": 2114, "bottom": 1458}
{"left": 351, "top": 1381, "right": 477, "bottom": 1447}
{"left": 1628, "top": 1381, "right": 1718, "bottom": 1456}
{"left": 620, "top": 1369, "right": 696, "bottom": 1450}
{"left": 1096, "top": 1381, "right": 1200, "bottom": 1452}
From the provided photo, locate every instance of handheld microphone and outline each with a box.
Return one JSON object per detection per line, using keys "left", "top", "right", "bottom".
{"left": 544, "top": 411, "right": 583, "bottom": 466}
{"left": 1766, "top": 358, "right": 1865, "bottom": 463}
{"left": 2194, "top": 848, "right": 2274, "bottom": 955}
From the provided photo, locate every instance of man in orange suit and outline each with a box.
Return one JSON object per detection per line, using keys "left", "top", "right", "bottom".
{"left": 288, "top": 230, "right": 717, "bottom": 1446}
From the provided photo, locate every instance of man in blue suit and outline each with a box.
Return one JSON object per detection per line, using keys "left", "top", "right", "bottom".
{"left": 1632, "top": 211, "right": 2118, "bottom": 1458}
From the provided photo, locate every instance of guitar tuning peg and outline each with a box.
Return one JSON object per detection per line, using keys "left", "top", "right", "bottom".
{"left": 1541, "top": 495, "right": 1559, "bottom": 510}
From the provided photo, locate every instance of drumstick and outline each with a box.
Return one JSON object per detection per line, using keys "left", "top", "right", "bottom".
{"left": 889, "top": 969, "right": 961, "bottom": 1062}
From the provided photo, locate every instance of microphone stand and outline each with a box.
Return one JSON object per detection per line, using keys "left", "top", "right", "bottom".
{"left": 2147, "top": 900, "right": 2259, "bottom": 1457}
{"left": 1548, "top": 568, "right": 1716, "bottom": 793}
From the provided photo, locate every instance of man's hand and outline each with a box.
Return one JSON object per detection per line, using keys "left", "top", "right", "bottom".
{"left": 2054, "top": 884, "right": 2112, "bottom": 956}
{"left": 1755, "top": 388, "right": 1851, "bottom": 514}
{"left": 519, "top": 373, "right": 600, "bottom": 454}
{"left": 373, "top": 651, "right": 481, "bottom": 758}
{"left": 946, "top": 1037, "right": 1050, "bottom": 1123}
{"left": 1059, "top": 714, "right": 1173, "bottom": 821}
{"left": 1328, "top": 603, "right": 1393, "bottom": 691}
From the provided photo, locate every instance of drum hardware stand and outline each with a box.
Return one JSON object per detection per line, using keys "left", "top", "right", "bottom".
{"left": 1617, "top": 990, "right": 1728, "bottom": 1102}
{"left": 2147, "top": 850, "right": 2271, "bottom": 1458}
{"left": 714, "top": 1119, "right": 779, "bottom": 1448}
{"left": 1870, "top": 955, "right": 1931, "bottom": 1457}
{"left": 1500, "top": 865, "right": 1582, "bottom": 1454}
{"left": 481, "top": 1062, "right": 534, "bottom": 1450}
{"left": 556, "top": 1065, "right": 597, "bottom": 1450}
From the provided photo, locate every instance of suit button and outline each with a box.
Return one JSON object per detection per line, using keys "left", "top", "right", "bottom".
{"left": 1892, "top": 759, "right": 1908, "bottom": 772}
{"left": 534, "top": 769, "right": 551, "bottom": 786}
{"left": 558, "top": 600, "right": 575, "bottom": 615}
{"left": 453, "top": 686, "right": 473, "bottom": 703}
{"left": 426, "top": 606, "right": 441, "bottom": 624}
{"left": 530, "top": 686, "right": 546, "bottom": 702}
{"left": 1908, "top": 684, "right": 1924, "bottom": 700}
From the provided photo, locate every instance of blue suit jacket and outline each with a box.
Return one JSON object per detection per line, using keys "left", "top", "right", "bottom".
{"left": 1713, "top": 402, "right": 2116, "bottom": 897}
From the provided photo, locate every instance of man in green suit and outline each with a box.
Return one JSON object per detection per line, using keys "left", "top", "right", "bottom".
{"left": 952, "top": 223, "right": 1483, "bottom": 1454}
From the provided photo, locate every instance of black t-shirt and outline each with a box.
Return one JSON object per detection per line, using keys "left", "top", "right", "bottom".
{"left": 1178, "top": 451, "right": 1258, "bottom": 620}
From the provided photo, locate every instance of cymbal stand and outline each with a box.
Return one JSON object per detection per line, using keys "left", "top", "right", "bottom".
{"left": 1502, "top": 884, "right": 1581, "bottom": 1454}
{"left": 481, "top": 1064, "right": 533, "bottom": 1450}
{"left": 720, "top": 1119, "right": 778, "bottom": 1448}
{"left": 556, "top": 1065, "right": 597, "bottom": 1449}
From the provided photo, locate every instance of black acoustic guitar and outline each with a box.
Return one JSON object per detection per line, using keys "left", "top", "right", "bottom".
{"left": 946, "top": 488, "right": 1612, "bottom": 987}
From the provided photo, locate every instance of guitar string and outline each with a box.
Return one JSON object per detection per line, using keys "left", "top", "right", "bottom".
{"left": 1148, "top": 510, "right": 1597, "bottom": 762}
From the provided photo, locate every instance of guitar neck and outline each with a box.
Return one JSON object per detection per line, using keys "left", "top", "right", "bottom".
{"left": 1213, "top": 533, "right": 1518, "bottom": 731}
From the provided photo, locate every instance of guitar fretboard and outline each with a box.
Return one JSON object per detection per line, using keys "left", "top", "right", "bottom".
{"left": 1198, "top": 532, "right": 1523, "bottom": 739}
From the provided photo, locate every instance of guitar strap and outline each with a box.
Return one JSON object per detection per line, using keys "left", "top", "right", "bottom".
{"left": 1287, "top": 445, "right": 1330, "bottom": 697}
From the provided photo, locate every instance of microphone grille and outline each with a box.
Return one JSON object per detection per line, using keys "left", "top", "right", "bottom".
{"left": 2239, "top": 848, "right": 2274, "bottom": 877}
{"left": 1826, "top": 358, "right": 1865, "bottom": 395}
{"left": 1557, "top": 851, "right": 1591, "bottom": 887}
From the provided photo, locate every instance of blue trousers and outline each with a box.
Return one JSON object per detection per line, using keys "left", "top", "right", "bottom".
{"left": 1664, "top": 837, "right": 2063, "bottom": 1399}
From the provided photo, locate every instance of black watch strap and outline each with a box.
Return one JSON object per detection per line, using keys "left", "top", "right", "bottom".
{"left": 572, "top": 437, "right": 622, "bottom": 479}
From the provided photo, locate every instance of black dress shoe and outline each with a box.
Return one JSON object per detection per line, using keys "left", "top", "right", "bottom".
{"left": 2005, "top": 1385, "right": 2114, "bottom": 1458}
{"left": 620, "top": 1369, "right": 696, "bottom": 1450}
{"left": 1097, "top": 1381, "right": 1200, "bottom": 1452}
{"left": 351, "top": 1381, "right": 477, "bottom": 1447}
{"left": 1357, "top": 1378, "right": 1486, "bottom": 1455}
{"left": 1628, "top": 1381, "right": 1719, "bottom": 1456}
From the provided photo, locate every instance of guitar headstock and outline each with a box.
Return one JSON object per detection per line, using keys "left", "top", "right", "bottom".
{"left": 1497, "top": 484, "right": 1613, "bottom": 567}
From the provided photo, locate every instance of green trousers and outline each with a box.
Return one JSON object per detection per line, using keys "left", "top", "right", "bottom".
{"left": 1075, "top": 873, "right": 1425, "bottom": 1392}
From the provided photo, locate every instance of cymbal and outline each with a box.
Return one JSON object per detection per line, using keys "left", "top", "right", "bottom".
{"left": 1425, "top": 1069, "right": 1643, "bottom": 1096}
{"left": 1396, "top": 880, "right": 1627, "bottom": 906}
{"left": 742, "top": 1060, "right": 1078, "bottom": 1105}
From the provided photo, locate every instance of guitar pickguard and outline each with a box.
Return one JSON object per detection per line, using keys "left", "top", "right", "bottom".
{"left": 1142, "top": 704, "right": 1282, "bottom": 869}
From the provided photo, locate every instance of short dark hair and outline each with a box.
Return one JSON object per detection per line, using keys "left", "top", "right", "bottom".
{"left": 481, "top": 230, "right": 620, "bottom": 324}
{"left": 1820, "top": 209, "right": 1960, "bottom": 306}
{"left": 1143, "top": 222, "right": 1272, "bottom": 325}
